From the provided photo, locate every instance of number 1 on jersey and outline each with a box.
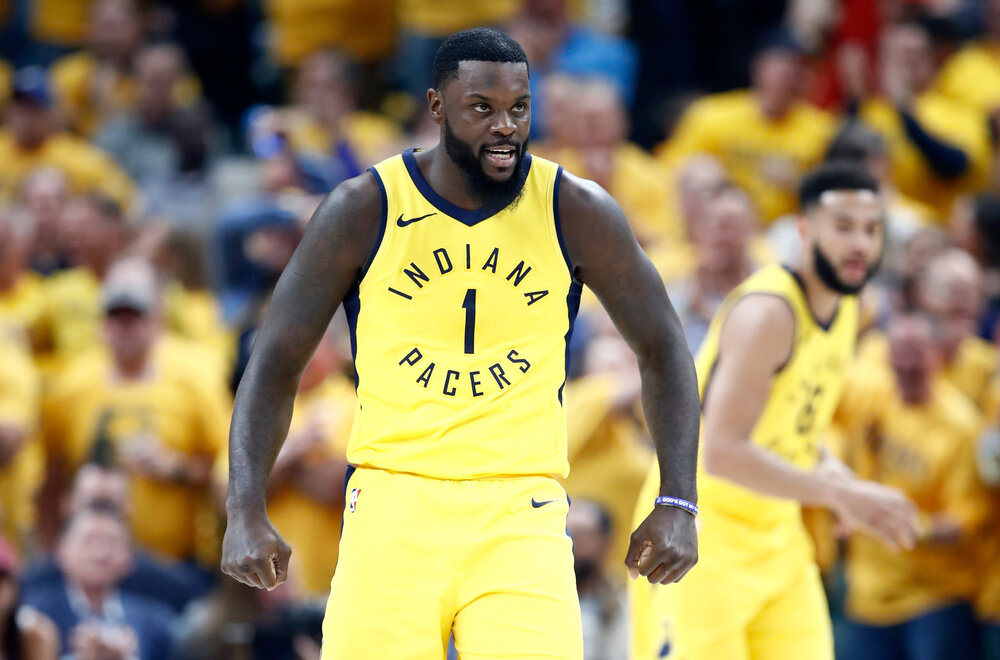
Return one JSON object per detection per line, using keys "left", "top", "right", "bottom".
{"left": 462, "top": 289, "right": 476, "bottom": 354}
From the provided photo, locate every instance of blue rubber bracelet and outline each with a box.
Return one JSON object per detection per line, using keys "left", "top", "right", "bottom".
{"left": 654, "top": 496, "right": 698, "bottom": 516}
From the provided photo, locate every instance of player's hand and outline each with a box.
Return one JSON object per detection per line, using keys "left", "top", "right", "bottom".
{"left": 625, "top": 505, "right": 698, "bottom": 584}
{"left": 221, "top": 509, "right": 292, "bottom": 590}
{"left": 829, "top": 478, "right": 920, "bottom": 551}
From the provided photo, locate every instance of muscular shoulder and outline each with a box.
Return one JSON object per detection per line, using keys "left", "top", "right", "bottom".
{"left": 556, "top": 170, "right": 632, "bottom": 273}
{"left": 718, "top": 293, "right": 796, "bottom": 372}
{"left": 301, "top": 170, "right": 384, "bottom": 270}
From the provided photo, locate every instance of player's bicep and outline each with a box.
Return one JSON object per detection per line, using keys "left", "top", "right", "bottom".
{"left": 701, "top": 296, "right": 795, "bottom": 454}
{"left": 251, "top": 174, "right": 382, "bottom": 371}
{"left": 558, "top": 174, "right": 678, "bottom": 356}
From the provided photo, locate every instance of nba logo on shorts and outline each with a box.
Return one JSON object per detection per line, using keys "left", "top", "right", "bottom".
{"left": 350, "top": 488, "right": 361, "bottom": 513}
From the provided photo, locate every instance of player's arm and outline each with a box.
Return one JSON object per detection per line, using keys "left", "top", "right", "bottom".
{"left": 702, "top": 296, "right": 919, "bottom": 550}
{"left": 557, "top": 172, "right": 699, "bottom": 585}
{"left": 222, "top": 173, "right": 382, "bottom": 589}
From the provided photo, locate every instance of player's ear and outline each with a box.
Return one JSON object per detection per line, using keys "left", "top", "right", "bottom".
{"left": 795, "top": 212, "right": 811, "bottom": 243}
{"left": 428, "top": 88, "right": 445, "bottom": 126}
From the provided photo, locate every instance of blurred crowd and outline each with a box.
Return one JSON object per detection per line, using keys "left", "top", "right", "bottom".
{"left": 2, "top": 0, "right": 1000, "bottom": 658}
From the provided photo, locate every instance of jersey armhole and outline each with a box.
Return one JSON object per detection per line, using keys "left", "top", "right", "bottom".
{"left": 361, "top": 166, "right": 389, "bottom": 279}
{"left": 552, "top": 165, "right": 575, "bottom": 278}
{"left": 703, "top": 292, "right": 798, "bottom": 410}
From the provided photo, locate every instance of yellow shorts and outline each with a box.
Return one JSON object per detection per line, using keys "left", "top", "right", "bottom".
{"left": 321, "top": 467, "right": 583, "bottom": 659}
{"left": 634, "top": 559, "right": 833, "bottom": 660}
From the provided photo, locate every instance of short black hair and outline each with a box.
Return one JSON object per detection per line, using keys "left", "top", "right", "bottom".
{"left": 799, "top": 160, "right": 880, "bottom": 211}
{"left": 433, "top": 28, "right": 528, "bottom": 90}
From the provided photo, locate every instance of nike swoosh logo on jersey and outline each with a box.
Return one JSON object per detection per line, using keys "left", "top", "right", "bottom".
{"left": 396, "top": 212, "right": 437, "bottom": 227}
{"left": 531, "top": 498, "right": 556, "bottom": 508}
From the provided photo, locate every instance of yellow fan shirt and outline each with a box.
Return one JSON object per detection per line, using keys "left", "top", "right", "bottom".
{"left": 42, "top": 336, "right": 231, "bottom": 563}
{"left": 659, "top": 90, "right": 836, "bottom": 223}
{"left": 834, "top": 365, "right": 988, "bottom": 625}
{"left": 0, "top": 334, "right": 43, "bottom": 550}
{"left": 859, "top": 94, "right": 991, "bottom": 220}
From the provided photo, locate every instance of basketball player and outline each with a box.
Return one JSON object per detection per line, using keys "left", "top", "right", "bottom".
{"left": 630, "top": 161, "right": 923, "bottom": 660}
{"left": 222, "top": 28, "right": 700, "bottom": 659}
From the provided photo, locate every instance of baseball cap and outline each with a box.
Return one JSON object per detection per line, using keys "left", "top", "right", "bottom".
{"left": 102, "top": 273, "right": 158, "bottom": 316}
{"left": 12, "top": 66, "right": 52, "bottom": 107}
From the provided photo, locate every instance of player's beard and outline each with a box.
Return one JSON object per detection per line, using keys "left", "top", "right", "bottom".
{"left": 444, "top": 119, "right": 529, "bottom": 210}
{"left": 813, "top": 242, "right": 880, "bottom": 295}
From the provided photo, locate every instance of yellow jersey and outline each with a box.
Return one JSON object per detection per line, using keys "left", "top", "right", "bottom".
{"left": 860, "top": 95, "right": 991, "bottom": 220}
{"left": 51, "top": 52, "right": 201, "bottom": 136}
{"left": 43, "top": 335, "right": 231, "bottom": 563}
{"left": 834, "top": 367, "right": 988, "bottom": 624}
{"left": 397, "top": 0, "right": 519, "bottom": 36}
{"left": 0, "top": 131, "right": 135, "bottom": 211}
{"left": 936, "top": 42, "right": 1000, "bottom": 114}
{"left": 0, "top": 334, "right": 43, "bottom": 549}
{"left": 265, "top": 0, "right": 394, "bottom": 65}
{"left": 0, "top": 272, "right": 46, "bottom": 350}
{"left": 659, "top": 91, "right": 836, "bottom": 223}
{"left": 349, "top": 151, "right": 578, "bottom": 480}
{"left": 534, "top": 142, "right": 683, "bottom": 248}
{"left": 697, "top": 264, "right": 858, "bottom": 529}
{"left": 28, "top": 0, "right": 92, "bottom": 45}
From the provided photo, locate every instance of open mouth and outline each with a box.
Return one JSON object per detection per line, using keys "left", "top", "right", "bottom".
{"left": 483, "top": 146, "right": 517, "bottom": 168}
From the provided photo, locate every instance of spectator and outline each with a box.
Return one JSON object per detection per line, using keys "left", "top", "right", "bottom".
{"left": 20, "top": 168, "right": 69, "bottom": 276}
{"left": 660, "top": 29, "right": 836, "bottom": 224}
{"left": 666, "top": 185, "right": 760, "bottom": 352}
{"left": 950, "top": 195, "right": 1000, "bottom": 342}
{"left": 23, "top": 463, "right": 213, "bottom": 614}
{"left": 507, "top": 0, "right": 637, "bottom": 139}
{"left": 0, "top": 206, "right": 43, "bottom": 344}
{"left": 535, "top": 77, "right": 679, "bottom": 247}
{"left": 0, "top": 328, "right": 41, "bottom": 552}
{"left": 22, "top": 504, "right": 175, "bottom": 660}
{"left": 50, "top": 0, "right": 200, "bottom": 137}
{"left": 566, "top": 500, "right": 628, "bottom": 660}
{"left": 264, "top": 0, "right": 394, "bottom": 68}
{"left": 215, "top": 327, "right": 353, "bottom": 596}
{"left": 914, "top": 250, "right": 998, "bottom": 413}
{"left": 562, "top": 309, "right": 652, "bottom": 570}
{"left": 854, "top": 20, "right": 992, "bottom": 221}
{"left": 41, "top": 257, "right": 231, "bottom": 565}
{"left": 0, "top": 539, "right": 58, "bottom": 660}
{"left": 278, "top": 50, "right": 403, "bottom": 178}
{"left": 833, "top": 313, "right": 989, "bottom": 660}
{"left": 0, "top": 67, "right": 135, "bottom": 211}
{"left": 936, "top": 0, "right": 1000, "bottom": 119}
{"left": 94, "top": 43, "right": 219, "bottom": 224}
{"left": 39, "top": 194, "right": 130, "bottom": 374}
{"left": 393, "top": 0, "right": 520, "bottom": 99}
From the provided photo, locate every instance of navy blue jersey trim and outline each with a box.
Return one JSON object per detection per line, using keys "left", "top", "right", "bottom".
{"left": 401, "top": 148, "right": 532, "bottom": 226}
{"left": 344, "top": 283, "right": 361, "bottom": 390}
{"left": 362, "top": 167, "right": 389, "bottom": 278}
{"left": 783, "top": 265, "right": 840, "bottom": 332}
{"left": 552, "top": 166, "right": 574, "bottom": 276}
{"left": 558, "top": 280, "right": 583, "bottom": 403}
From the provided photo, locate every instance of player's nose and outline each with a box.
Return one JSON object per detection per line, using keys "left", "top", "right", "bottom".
{"left": 492, "top": 111, "right": 516, "bottom": 136}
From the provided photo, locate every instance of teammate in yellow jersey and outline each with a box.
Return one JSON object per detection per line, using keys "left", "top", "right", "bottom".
{"left": 630, "top": 161, "right": 922, "bottom": 660}
{"left": 222, "top": 28, "right": 701, "bottom": 660}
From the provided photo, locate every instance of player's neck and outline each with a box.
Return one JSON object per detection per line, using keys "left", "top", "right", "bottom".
{"left": 794, "top": 263, "right": 841, "bottom": 325}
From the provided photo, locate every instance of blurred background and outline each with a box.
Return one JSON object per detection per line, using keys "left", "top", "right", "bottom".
{"left": 2, "top": 0, "right": 1000, "bottom": 658}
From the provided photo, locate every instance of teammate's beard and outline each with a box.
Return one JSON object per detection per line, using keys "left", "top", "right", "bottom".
{"left": 813, "top": 243, "right": 880, "bottom": 295}
{"left": 444, "top": 119, "right": 529, "bottom": 209}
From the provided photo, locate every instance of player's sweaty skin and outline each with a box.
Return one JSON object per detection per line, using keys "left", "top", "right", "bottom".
{"left": 221, "top": 58, "right": 701, "bottom": 592}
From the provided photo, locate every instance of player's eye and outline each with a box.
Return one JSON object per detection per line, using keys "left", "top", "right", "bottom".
{"left": 473, "top": 103, "right": 490, "bottom": 113}
{"left": 512, "top": 103, "right": 527, "bottom": 113}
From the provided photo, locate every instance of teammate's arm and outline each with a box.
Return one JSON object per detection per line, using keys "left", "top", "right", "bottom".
{"left": 222, "top": 173, "right": 382, "bottom": 590}
{"left": 558, "top": 173, "right": 700, "bottom": 585}
{"left": 702, "top": 295, "right": 919, "bottom": 550}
